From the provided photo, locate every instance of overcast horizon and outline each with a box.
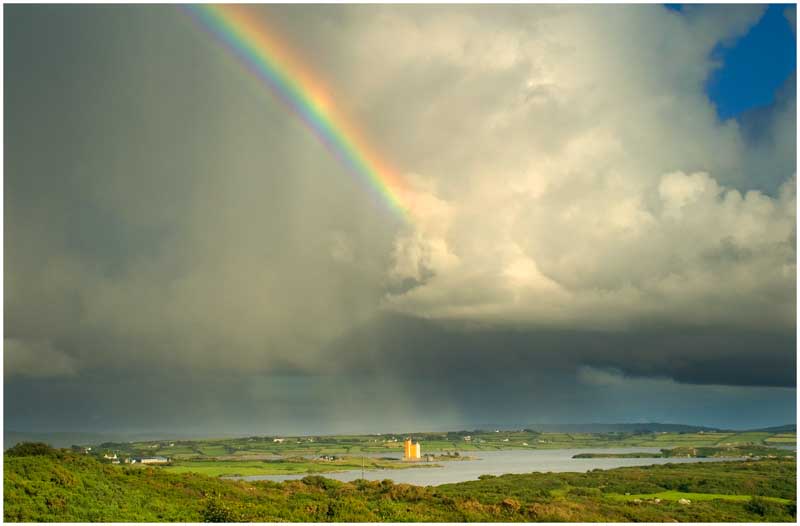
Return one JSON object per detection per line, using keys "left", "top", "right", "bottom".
{"left": 5, "top": 4, "right": 797, "bottom": 436}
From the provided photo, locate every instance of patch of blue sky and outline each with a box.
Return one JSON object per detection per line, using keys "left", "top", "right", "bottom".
{"left": 704, "top": 4, "right": 796, "bottom": 120}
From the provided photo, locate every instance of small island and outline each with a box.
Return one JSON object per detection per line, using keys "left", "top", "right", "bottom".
{"left": 573, "top": 452, "right": 662, "bottom": 458}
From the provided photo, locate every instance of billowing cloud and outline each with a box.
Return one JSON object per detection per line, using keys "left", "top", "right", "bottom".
{"left": 364, "top": 4, "right": 795, "bottom": 332}
{"left": 387, "top": 171, "right": 795, "bottom": 330}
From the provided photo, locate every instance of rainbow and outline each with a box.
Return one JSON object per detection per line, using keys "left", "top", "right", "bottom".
{"left": 183, "top": 4, "right": 412, "bottom": 220}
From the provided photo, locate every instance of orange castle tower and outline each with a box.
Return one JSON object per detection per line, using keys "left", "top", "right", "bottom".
{"left": 403, "top": 437, "right": 421, "bottom": 460}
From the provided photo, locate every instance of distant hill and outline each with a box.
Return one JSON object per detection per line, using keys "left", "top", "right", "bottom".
{"left": 4, "top": 431, "right": 141, "bottom": 450}
{"left": 3, "top": 430, "right": 209, "bottom": 450}
{"left": 523, "top": 423, "right": 725, "bottom": 434}
{"left": 747, "top": 424, "right": 796, "bottom": 433}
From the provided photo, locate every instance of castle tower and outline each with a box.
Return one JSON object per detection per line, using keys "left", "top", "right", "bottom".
{"left": 403, "top": 438, "right": 412, "bottom": 459}
{"left": 413, "top": 442, "right": 421, "bottom": 459}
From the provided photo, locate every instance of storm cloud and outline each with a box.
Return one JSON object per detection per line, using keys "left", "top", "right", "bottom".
{"left": 4, "top": 4, "right": 795, "bottom": 433}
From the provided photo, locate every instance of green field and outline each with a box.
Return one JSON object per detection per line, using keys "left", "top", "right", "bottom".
{"left": 765, "top": 434, "right": 797, "bottom": 444}
{"left": 607, "top": 490, "right": 793, "bottom": 504}
{"left": 162, "top": 456, "right": 442, "bottom": 477}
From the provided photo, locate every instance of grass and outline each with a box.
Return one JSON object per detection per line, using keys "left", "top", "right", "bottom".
{"left": 161, "top": 456, "right": 442, "bottom": 477}
{"left": 716, "top": 433, "right": 773, "bottom": 446}
{"left": 607, "top": 490, "right": 793, "bottom": 505}
{"left": 765, "top": 434, "right": 797, "bottom": 444}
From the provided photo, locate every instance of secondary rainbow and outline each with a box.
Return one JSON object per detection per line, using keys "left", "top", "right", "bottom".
{"left": 184, "top": 4, "right": 412, "bottom": 220}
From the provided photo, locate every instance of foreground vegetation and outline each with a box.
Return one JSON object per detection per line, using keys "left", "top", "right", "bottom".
{"left": 4, "top": 443, "right": 796, "bottom": 522}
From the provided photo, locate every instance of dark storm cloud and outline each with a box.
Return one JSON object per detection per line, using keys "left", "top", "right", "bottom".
{"left": 321, "top": 315, "right": 795, "bottom": 388}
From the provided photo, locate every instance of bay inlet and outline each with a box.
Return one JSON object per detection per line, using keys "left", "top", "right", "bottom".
{"left": 229, "top": 447, "right": 739, "bottom": 486}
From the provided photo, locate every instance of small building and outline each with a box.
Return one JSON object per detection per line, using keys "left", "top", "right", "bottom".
{"left": 273, "top": 438, "right": 285, "bottom": 443}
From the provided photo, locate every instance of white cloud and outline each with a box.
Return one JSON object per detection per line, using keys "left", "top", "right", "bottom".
{"left": 359, "top": 5, "right": 796, "bottom": 331}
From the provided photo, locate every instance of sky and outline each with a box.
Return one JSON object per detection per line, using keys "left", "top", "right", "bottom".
{"left": 4, "top": 4, "right": 797, "bottom": 436}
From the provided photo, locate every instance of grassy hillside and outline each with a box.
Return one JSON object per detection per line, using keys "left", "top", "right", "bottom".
{"left": 4, "top": 443, "right": 796, "bottom": 522}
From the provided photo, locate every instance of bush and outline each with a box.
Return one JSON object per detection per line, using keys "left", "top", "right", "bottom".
{"left": 201, "top": 495, "right": 240, "bottom": 522}
{"left": 744, "top": 496, "right": 783, "bottom": 518}
{"left": 6, "top": 442, "right": 58, "bottom": 458}
{"left": 567, "top": 487, "right": 602, "bottom": 497}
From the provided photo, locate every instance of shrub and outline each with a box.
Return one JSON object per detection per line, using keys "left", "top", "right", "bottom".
{"left": 567, "top": 486, "right": 602, "bottom": 497}
{"left": 744, "top": 496, "right": 785, "bottom": 519}
{"left": 201, "top": 495, "right": 240, "bottom": 522}
{"left": 6, "top": 442, "right": 59, "bottom": 458}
